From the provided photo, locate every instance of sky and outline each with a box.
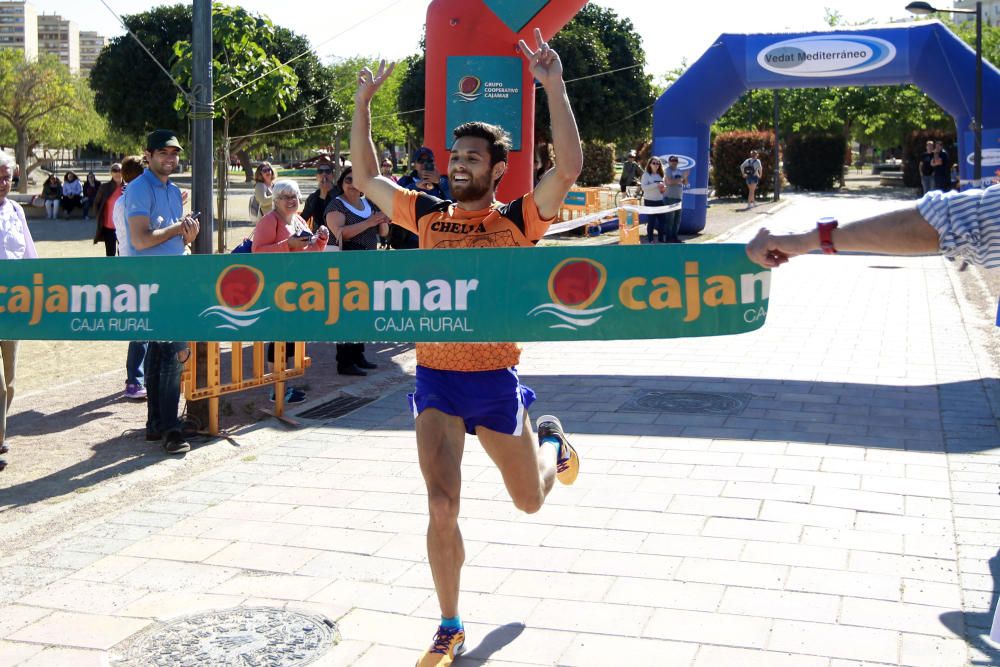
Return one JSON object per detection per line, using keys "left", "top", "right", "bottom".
{"left": 53, "top": 0, "right": 928, "bottom": 77}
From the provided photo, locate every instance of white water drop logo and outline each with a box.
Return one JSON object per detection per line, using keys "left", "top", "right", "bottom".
{"left": 529, "top": 258, "right": 613, "bottom": 331}
{"left": 205, "top": 265, "right": 270, "bottom": 331}
{"left": 199, "top": 305, "right": 270, "bottom": 331}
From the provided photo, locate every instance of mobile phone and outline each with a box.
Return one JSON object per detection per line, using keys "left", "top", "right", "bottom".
{"left": 190, "top": 211, "right": 201, "bottom": 220}
{"left": 295, "top": 229, "right": 313, "bottom": 239}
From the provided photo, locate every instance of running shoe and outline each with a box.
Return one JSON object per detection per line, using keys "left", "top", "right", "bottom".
{"left": 536, "top": 414, "right": 579, "bottom": 485}
{"left": 415, "top": 626, "right": 465, "bottom": 667}
{"left": 269, "top": 387, "right": 306, "bottom": 404}
{"left": 124, "top": 383, "right": 147, "bottom": 400}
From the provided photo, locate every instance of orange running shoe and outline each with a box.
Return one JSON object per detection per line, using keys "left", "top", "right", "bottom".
{"left": 415, "top": 625, "right": 465, "bottom": 667}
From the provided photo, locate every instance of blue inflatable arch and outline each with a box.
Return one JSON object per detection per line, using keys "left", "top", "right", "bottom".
{"left": 653, "top": 20, "right": 1000, "bottom": 234}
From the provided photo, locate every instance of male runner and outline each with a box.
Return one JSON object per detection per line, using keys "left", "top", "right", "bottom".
{"left": 350, "top": 30, "right": 583, "bottom": 667}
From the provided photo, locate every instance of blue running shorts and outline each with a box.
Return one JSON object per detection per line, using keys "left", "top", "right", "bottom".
{"left": 408, "top": 366, "right": 536, "bottom": 436}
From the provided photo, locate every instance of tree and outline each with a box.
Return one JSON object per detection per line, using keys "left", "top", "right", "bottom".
{"left": 0, "top": 51, "right": 105, "bottom": 192}
{"left": 537, "top": 4, "right": 654, "bottom": 147}
{"left": 89, "top": 4, "right": 192, "bottom": 141}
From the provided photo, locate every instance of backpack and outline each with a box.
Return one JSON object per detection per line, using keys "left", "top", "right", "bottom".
{"left": 248, "top": 193, "right": 262, "bottom": 221}
{"left": 742, "top": 162, "right": 757, "bottom": 178}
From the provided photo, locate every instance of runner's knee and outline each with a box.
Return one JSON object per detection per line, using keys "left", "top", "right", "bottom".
{"left": 427, "top": 490, "right": 460, "bottom": 526}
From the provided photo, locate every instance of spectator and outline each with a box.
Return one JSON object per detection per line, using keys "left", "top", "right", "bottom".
{"left": 745, "top": 184, "right": 999, "bottom": 269}
{"left": 325, "top": 166, "right": 388, "bottom": 376}
{"left": 92, "top": 163, "right": 122, "bottom": 257}
{"left": 640, "top": 156, "right": 668, "bottom": 243}
{"left": 534, "top": 142, "right": 554, "bottom": 187}
{"left": 41, "top": 173, "right": 61, "bottom": 219}
{"left": 301, "top": 160, "right": 337, "bottom": 229}
{"left": 662, "top": 155, "right": 688, "bottom": 243}
{"left": 398, "top": 146, "right": 451, "bottom": 200}
{"left": 740, "top": 150, "right": 763, "bottom": 207}
{"left": 61, "top": 171, "right": 83, "bottom": 218}
{"left": 124, "top": 130, "right": 200, "bottom": 454}
{"left": 113, "top": 156, "right": 149, "bottom": 400}
{"left": 0, "top": 153, "right": 36, "bottom": 473}
{"left": 619, "top": 149, "right": 642, "bottom": 195}
{"left": 919, "top": 140, "right": 936, "bottom": 194}
{"left": 380, "top": 158, "right": 399, "bottom": 183}
{"left": 252, "top": 161, "right": 276, "bottom": 220}
{"left": 932, "top": 141, "right": 951, "bottom": 191}
{"left": 81, "top": 171, "right": 100, "bottom": 220}
{"left": 252, "top": 178, "right": 330, "bottom": 403}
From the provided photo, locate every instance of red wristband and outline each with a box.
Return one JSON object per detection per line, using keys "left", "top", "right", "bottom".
{"left": 817, "top": 218, "right": 838, "bottom": 254}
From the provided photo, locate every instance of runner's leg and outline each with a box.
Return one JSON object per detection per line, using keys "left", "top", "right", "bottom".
{"left": 476, "top": 413, "right": 556, "bottom": 514}
{"left": 416, "top": 407, "right": 467, "bottom": 619}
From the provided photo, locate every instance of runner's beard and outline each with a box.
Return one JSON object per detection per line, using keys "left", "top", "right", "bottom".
{"left": 451, "top": 171, "right": 492, "bottom": 203}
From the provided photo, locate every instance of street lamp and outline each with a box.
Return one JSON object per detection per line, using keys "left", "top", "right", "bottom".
{"left": 906, "top": 1, "right": 982, "bottom": 186}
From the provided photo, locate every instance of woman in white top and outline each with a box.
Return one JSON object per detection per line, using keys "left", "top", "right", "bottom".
{"left": 640, "top": 157, "right": 668, "bottom": 243}
{"left": 252, "top": 161, "right": 276, "bottom": 219}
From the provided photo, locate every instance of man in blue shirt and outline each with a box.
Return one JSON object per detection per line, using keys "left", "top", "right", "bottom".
{"left": 125, "top": 129, "right": 200, "bottom": 454}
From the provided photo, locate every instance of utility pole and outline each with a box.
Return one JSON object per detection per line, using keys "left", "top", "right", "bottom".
{"left": 192, "top": 0, "right": 213, "bottom": 255}
{"left": 773, "top": 89, "right": 781, "bottom": 201}
{"left": 189, "top": 0, "right": 213, "bottom": 428}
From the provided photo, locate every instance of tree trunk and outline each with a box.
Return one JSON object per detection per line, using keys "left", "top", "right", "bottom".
{"left": 15, "top": 127, "right": 29, "bottom": 194}
{"left": 235, "top": 148, "right": 253, "bottom": 183}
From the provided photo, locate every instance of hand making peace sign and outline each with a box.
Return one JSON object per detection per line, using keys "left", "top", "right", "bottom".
{"left": 518, "top": 28, "right": 564, "bottom": 89}
{"left": 355, "top": 59, "right": 396, "bottom": 104}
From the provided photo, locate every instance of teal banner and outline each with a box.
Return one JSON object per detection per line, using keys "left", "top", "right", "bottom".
{"left": 446, "top": 56, "right": 523, "bottom": 151}
{"left": 0, "top": 245, "right": 769, "bottom": 342}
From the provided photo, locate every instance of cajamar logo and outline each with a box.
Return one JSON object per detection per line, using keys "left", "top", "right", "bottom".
{"left": 201, "top": 264, "right": 270, "bottom": 330}
{"left": 455, "top": 75, "right": 482, "bottom": 102}
{"left": 528, "top": 258, "right": 613, "bottom": 330}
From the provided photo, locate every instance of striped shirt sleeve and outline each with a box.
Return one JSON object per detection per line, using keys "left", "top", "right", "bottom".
{"left": 917, "top": 184, "right": 1000, "bottom": 268}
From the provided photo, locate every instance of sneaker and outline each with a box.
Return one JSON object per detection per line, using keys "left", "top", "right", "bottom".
{"left": 415, "top": 626, "right": 465, "bottom": 667}
{"left": 163, "top": 431, "right": 191, "bottom": 454}
{"left": 536, "top": 414, "right": 580, "bottom": 485}
{"left": 269, "top": 387, "right": 307, "bottom": 404}
{"left": 124, "top": 383, "right": 147, "bottom": 400}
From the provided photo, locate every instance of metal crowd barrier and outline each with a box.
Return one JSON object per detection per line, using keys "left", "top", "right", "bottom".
{"left": 182, "top": 341, "right": 311, "bottom": 435}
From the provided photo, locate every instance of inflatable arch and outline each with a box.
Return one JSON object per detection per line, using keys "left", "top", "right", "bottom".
{"left": 653, "top": 21, "right": 1000, "bottom": 234}
{"left": 424, "top": 0, "right": 587, "bottom": 201}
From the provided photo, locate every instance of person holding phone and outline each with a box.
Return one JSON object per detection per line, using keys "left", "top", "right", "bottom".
{"left": 252, "top": 179, "right": 330, "bottom": 403}
{"left": 324, "top": 166, "right": 388, "bottom": 376}
{"left": 124, "top": 130, "right": 201, "bottom": 455}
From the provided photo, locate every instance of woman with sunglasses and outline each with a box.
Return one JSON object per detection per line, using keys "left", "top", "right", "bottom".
{"left": 324, "top": 166, "right": 389, "bottom": 376}
{"left": 253, "top": 179, "right": 330, "bottom": 404}
{"left": 252, "top": 161, "right": 277, "bottom": 219}
{"left": 640, "top": 156, "right": 668, "bottom": 243}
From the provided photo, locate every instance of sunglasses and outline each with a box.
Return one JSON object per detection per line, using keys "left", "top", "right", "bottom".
{"left": 111, "top": 168, "right": 122, "bottom": 173}
{"left": 342, "top": 176, "right": 353, "bottom": 184}
{"left": 261, "top": 167, "right": 273, "bottom": 173}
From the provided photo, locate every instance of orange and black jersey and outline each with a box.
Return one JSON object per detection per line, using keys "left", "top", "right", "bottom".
{"left": 391, "top": 188, "right": 556, "bottom": 371}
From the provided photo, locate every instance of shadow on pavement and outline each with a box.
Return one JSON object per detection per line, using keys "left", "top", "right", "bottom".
{"left": 940, "top": 550, "right": 1000, "bottom": 665}
{"left": 463, "top": 622, "right": 525, "bottom": 663}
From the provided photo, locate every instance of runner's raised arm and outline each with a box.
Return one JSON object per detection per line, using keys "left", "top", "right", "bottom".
{"left": 350, "top": 60, "right": 399, "bottom": 219}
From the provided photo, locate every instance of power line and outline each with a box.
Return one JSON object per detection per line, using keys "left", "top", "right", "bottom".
{"left": 229, "top": 108, "right": 425, "bottom": 141}
{"left": 96, "top": 0, "right": 192, "bottom": 103}
{"left": 213, "top": 0, "right": 406, "bottom": 106}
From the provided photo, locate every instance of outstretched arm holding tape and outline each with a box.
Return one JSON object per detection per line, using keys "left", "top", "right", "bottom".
{"left": 746, "top": 185, "right": 1000, "bottom": 269}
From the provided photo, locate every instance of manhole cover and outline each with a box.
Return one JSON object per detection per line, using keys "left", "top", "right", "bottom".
{"left": 618, "top": 391, "right": 751, "bottom": 415}
{"left": 111, "top": 607, "right": 338, "bottom": 667}
{"left": 297, "top": 396, "right": 374, "bottom": 421}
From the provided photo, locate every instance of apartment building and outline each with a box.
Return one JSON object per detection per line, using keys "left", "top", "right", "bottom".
{"left": 0, "top": 1, "right": 37, "bottom": 60}
{"left": 79, "top": 30, "right": 106, "bottom": 76}
{"left": 37, "top": 13, "right": 79, "bottom": 73}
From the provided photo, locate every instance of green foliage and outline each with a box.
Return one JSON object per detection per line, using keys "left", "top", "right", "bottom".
{"left": 944, "top": 18, "right": 1000, "bottom": 69}
{"left": 711, "top": 131, "right": 774, "bottom": 198}
{"left": 784, "top": 133, "right": 848, "bottom": 191}
{"left": 328, "top": 57, "right": 407, "bottom": 151}
{"left": 0, "top": 52, "right": 105, "bottom": 191}
{"left": 90, "top": 3, "right": 191, "bottom": 140}
{"left": 902, "top": 128, "right": 956, "bottom": 189}
{"left": 578, "top": 140, "right": 614, "bottom": 186}
{"left": 397, "top": 51, "right": 426, "bottom": 144}
{"left": 538, "top": 4, "right": 654, "bottom": 146}
{"left": 171, "top": 5, "right": 298, "bottom": 129}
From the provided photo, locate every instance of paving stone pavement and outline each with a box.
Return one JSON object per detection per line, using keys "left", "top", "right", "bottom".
{"left": 1, "top": 192, "right": 999, "bottom": 665}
